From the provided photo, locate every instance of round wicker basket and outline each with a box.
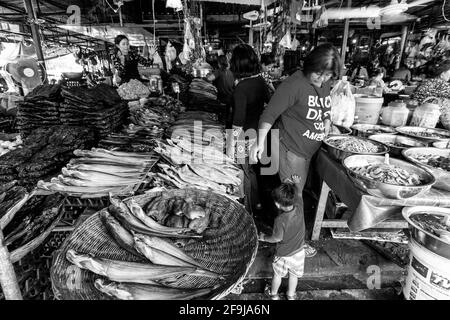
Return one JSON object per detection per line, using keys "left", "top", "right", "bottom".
{"left": 50, "top": 188, "right": 258, "bottom": 300}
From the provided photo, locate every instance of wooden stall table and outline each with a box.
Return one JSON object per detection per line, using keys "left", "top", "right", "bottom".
{"left": 311, "top": 149, "right": 450, "bottom": 240}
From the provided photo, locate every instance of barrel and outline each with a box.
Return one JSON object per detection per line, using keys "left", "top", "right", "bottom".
{"left": 354, "top": 95, "right": 384, "bottom": 125}
{"left": 403, "top": 239, "right": 450, "bottom": 300}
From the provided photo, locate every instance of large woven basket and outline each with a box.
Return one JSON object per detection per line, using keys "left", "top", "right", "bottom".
{"left": 50, "top": 188, "right": 258, "bottom": 300}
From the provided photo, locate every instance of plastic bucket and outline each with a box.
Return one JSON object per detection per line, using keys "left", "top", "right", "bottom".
{"left": 403, "top": 239, "right": 450, "bottom": 300}
{"left": 354, "top": 95, "right": 384, "bottom": 125}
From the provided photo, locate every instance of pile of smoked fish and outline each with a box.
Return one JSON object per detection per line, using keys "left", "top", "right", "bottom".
{"left": 66, "top": 196, "right": 225, "bottom": 300}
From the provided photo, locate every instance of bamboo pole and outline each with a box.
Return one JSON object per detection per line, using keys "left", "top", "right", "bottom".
{"left": 0, "top": 229, "right": 22, "bottom": 300}
{"left": 341, "top": 0, "right": 351, "bottom": 64}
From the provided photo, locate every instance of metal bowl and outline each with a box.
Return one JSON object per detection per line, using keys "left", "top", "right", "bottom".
{"left": 402, "top": 206, "right": 450, "bottom": 259}
{"left": 402, "top": 147, "right": 450, "bottom": 192}
{"left": 351, "top": 124, "right": 397, "bottom": 138}
{"left": 329, "top": 124, "right": 352, "bottom": 136}
{"left": 192, "top": 67, "right": 212, "bottom": 78}
{"left": 62, "top": 72, "right": 83, "bottom": 80}
{"left": 432, "top": 140, "right": 450, "bottom": 149}
{"left": 323, "top": 135, "right": 389, "bottom": 162}
{"left": 343, "top": 155, "right": 436, "bottom": 199}
{"left": 396, "top": 126, "right": 450, "bottom": 142}
{"left": 368, "top": 134, "right": 427, "bottom": 158}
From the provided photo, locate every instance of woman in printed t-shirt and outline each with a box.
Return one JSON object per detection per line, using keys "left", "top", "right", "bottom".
{"left": 250, "top": 43, "right": 341, "bottom": 257}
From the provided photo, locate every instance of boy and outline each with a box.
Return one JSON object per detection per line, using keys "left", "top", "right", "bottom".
{"left": 258, "top": 175, "right": 306, "bottom": 300}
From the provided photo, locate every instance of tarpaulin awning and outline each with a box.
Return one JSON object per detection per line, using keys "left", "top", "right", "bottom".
{"left": 57, "top": 25, "right": 156, "bottom": 46}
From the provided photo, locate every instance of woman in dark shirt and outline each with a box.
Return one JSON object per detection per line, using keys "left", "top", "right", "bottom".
{"left": 250, "top": 43, "right": 341, "bottom": 257}
{"left": 207, "top": 55, "right": 235, "bottom": 127}
{"left": 111, "top": 35, "right": 153, "bottom": 85}
{"left": 227, "top": 44, "right": 270, "bottom": 215}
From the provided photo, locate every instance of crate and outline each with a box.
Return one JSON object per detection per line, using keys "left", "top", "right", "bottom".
{"left": 0, "top": 230, "right": 71, "bottom": 300}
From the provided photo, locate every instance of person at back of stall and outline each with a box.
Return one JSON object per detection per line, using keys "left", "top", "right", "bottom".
{"left": 369, "top": 68, "right": 389, "bottom": 94}
{"left": 351, "top": 63, "right": 369, "bottom": 84}
{"left": 227, "top": 44, "right": 270, "bottom": 215}
{"left": 206, "top": 54, "right": 235, "bottom": 121}
{"left": 111, "top": 35, "right": 154, "bottom": 85}
{"left": 259, "top": 175, "right": 307, "bottom": 300}
{"left": 392, "top": 62, "right": 412, "bottom": 83}
{"left": 260, "top": 53, "right": 277, "bottom": 94}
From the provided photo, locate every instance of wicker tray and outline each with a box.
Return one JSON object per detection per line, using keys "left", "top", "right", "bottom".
{"left": 50, "top": 188, "right": 258, "bottom": 300}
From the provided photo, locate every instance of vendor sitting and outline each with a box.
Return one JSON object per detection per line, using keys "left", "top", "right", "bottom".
{"left": 392, "top": 62, "right": 412, "bottom": 83}
{"left": 112, "top": 34, "right": 154, "bottom": 85}
{"left": 350, "top": 63, "right": 369, "bottom": 84}
{"left": 369, "top": 68, "right": 389, "bottom": 94}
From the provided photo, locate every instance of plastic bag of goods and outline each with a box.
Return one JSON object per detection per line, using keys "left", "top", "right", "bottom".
{"left": 410, "top": 97, "right": 441, "bottom": 128}
{"left": 331, "top": 77, "right": 356, "bottom": 128}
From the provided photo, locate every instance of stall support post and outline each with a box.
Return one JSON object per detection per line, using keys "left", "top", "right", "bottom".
{"left": 396, "top": 25, "right": 408, "bottom": 70}
{"left": 249, "top": 20, "right": 254, "bottom": 47}
{"left": 23, "top": 0, "right": 46, "bottom": 79}
{"left": 340, "top": 0, "right": 351, "bottom": 65}
{"left": 0, "top": 229, "right": 22, "bottom": 300}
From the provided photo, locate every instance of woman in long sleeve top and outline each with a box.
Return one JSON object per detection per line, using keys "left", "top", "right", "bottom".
{"left": 227, "top": 44, "right": 270, "bottom": 214}
{"left": 250, "top": 43, "right": 341, "bottom": 256}
{"left": 111, "top": 35, "right": 154, "bottom": 85}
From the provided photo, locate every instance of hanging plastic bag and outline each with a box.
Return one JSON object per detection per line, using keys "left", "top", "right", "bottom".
{"left": 330, "top": 77, "right": 356, "bottom": 128}
{"left": 279, "top": 31, "right": 292, "bottom": 48}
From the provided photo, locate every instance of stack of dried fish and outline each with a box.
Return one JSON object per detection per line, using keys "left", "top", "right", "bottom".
{"left": 16, "top": 84, "right": 128, "bottom": 138}
{"left": 37, "top": 148, "right": 159, "bottom": 198}
{"left": 0, "top": 126, "right": 95, "bottom": 191}
{"left": 98, "top": 132, "right": 158, "bottom": 153}
{"left": 16, "top": 84, "right": 62, "bottom": 135}
{"left": 65, "top": 196, "right": 222, "bottom": 300}
{"left": 60, "top": 84, "right": 128, "bottom": 138}
{"left": 99, "top": 96, "right": 185, "bottom": 152}
{"left": 188, "top": 79, "right": 225, "bottom": 115}
{"left": 2, "top": 193, "right": 64, "bottom": 252}
{"left": 189, "top": 78, "right": 217, "bottom": 101}
{"left": 128, "top": 96, "right": 184, "bottom": 140}
{"left": 167, "top": 111, "right": 225, "bottom": 151}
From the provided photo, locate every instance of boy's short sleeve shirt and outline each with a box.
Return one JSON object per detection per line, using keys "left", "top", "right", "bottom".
{"left": 273, "top": 207, "right": 305, "bottom": 257}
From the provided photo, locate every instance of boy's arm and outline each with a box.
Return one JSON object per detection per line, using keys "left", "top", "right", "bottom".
{"left": 259, "top": 218, "right": 284, "bottom": 243}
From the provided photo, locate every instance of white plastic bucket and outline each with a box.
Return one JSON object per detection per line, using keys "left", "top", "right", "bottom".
{"left": 354, "top": 95, "right": 384, "bottom": 125}
{"left": 403, "top": 239, "right": 450, "bottom": 300}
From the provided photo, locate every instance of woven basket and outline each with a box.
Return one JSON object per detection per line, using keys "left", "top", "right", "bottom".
{"left": 50, "top": 188, "right": 258, "bottom": 300}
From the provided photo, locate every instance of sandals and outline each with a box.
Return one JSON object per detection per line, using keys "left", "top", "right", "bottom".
{"left": 304, "top": 244, "right": 317, "bottom": 258}
{"left": 264, "top": 285, "right": 280, "bottom": 300}
{"left": 286, "top": 294, "right": 298, "bottom": 300}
